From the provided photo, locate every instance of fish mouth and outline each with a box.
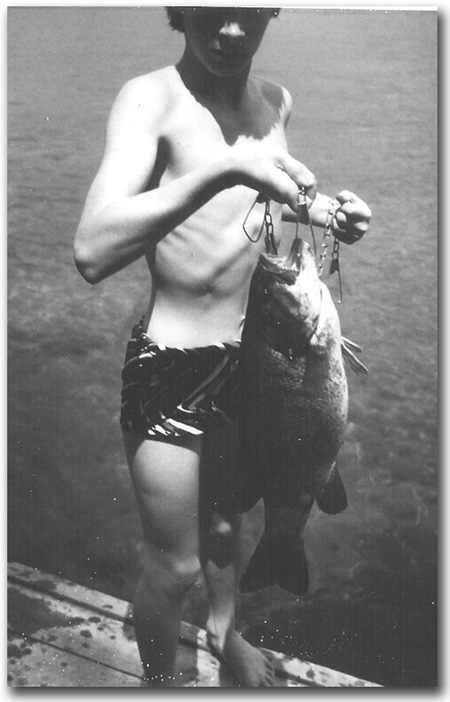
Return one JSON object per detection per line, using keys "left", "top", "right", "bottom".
{"left": 260, "top": 259, "right": 297, "bottom": 285}
{"left": 286, "top": 237, "right": 311, "bottom": 271}
{"left": 260, "top": 238, "right": 312, "bottom": 283}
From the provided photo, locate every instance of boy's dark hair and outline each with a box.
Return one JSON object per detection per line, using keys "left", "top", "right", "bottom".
{"left": 165, "top": 7, "right": 280, "bottom": 33}
{"left": 166, "top": 6, "right": 185, "bottom": 32}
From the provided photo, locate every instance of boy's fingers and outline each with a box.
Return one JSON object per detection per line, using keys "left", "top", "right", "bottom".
{"left": 332, "top": 226, "right": 363, "bottom": 245}
{"left": 334, "top": 210, "right": 348, "bottom": 228}
{"left": 333, "top": 214, "right": 368, "bottom": 244}
{"left": 335, "top": 204, "right": 359, "bottom": 226}
{"left": 250, "top": 149, "right": 317, "bottom": 211}
{"left": 336, "top": 190, "right": 372, "bottom": 221}
{"left": 336, "top": 189, "right": 357, "bottom": 205}
{"left": 278, "top": 152, "right": 317, "bottom": 201}
{"left": 339, "top": 202, "right": 372, "bottom": 221}
{"left": 333, "top": 192, "right": 370, "bottom": 243}
{"left": 304, "top": 180, "right": 317, "bottom": 207}
{"left": 270, "top": 169, "right": 304, "bottom": 211}
{"left": 291, "top": 163, "right": 316, "bottom": 193}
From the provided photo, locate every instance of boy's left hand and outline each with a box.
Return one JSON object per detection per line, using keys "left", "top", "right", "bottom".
{"left": 332, "top": 191, "right": 371, "bottom": 245}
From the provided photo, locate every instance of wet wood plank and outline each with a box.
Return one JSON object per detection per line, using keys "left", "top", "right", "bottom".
{"left": 8, "top": 581, "right": 143, "bottom": 680}
{"left": 8, "top": 561, "right": 133, "bottom": 623}
{"left": 7, "top": 563, "right": 230, "bottom": 687}
{"left": 8, "top": 562, "right": 381, "bottom": 687}
{"left": 7, "top": 632, "right": 143, "bottom": 688}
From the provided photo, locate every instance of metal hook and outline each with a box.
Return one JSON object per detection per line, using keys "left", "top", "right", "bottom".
{"left": 297, "top": 187, "right": 316, "bottom": 254}
{"left": 329, "top": 237, "right": 343, "bottom": 303}
{"left": 242, "top": 195, "right": 266, "bottom": 243}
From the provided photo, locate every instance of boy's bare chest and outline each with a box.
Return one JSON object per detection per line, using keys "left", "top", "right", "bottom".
{"left": 162, "top": 96, "right": 287, "bottom": 175}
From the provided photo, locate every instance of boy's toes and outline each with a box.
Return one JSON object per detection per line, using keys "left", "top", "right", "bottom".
{"left": 217, "top": 629, "right": 278, "bottom": 687}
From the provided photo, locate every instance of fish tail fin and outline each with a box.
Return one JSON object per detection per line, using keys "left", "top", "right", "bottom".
{"left": 341, "top": 336, "right": 369, "bottom": 376}
{"left": 316, "top": 463, "right": 348, "bottom": 515}
{"left": 276, "top": 538, "right": 309, "bottom": 596}
{"left": 239, "top": 532, "right": 309, "bottom": 596}
{"left": 239, "top": 533, "right": 279, "bottom": 594}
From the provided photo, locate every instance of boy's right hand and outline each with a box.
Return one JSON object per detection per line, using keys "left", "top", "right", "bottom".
{"left": 230, "top": 146, "right": 317, "bottom": 212}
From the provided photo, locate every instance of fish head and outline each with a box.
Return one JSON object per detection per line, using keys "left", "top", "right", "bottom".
{"left": 260, "top": 236, "right": 318, "bottom": 283}
{"left": 256, "top": 237, "right": 322, "bottom": 357}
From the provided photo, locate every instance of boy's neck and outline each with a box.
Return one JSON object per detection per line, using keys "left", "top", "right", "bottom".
{"left": 177, "top": 49, "right": 252, "bottom": 108}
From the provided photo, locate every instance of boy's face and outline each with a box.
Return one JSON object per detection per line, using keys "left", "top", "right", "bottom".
{"left": 182, "top": 8, "right": 275, "bottom": 78}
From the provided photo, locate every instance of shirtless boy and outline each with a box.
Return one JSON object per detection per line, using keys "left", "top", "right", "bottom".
{"left": 74, "top": 7, "right": 371, "bottom": 687}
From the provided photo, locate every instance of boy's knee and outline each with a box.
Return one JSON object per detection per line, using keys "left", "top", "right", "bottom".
{"left": 204, "top": 512, "right": 240, "bottom": 568}
{"left": 208, "top": 512, "right": 242, "bottom": 543}
{"left": 169, "top": 556, "right": 202, "bottom": 595}
{"left": 209, "top": 512, "right": 236, "bottom": 541}
{"left": 141, "top": 548, "right": 201, "bottom": 601}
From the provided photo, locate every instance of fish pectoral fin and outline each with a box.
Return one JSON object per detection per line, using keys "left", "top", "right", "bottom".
{"left": 239, "top": 532, "right": 309, "bottom": 596}
{"left": 341, "top": 335, "right": 363, "bottom": 353}
{"left": 316, "top": 464, "right": 348, "bottom": 515}
{"left": 341, "top": 336, "right": 369, "bottom": 376}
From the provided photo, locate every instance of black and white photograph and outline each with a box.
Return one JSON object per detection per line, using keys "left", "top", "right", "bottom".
{"left": 7, "top": 4, "right": 437, "bottom": 689}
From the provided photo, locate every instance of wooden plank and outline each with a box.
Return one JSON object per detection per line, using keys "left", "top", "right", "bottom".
{"left": 7, "top": 562, "right": 233, "bottom": 685}
{"left": 8, "top": 562, "right": 381, "bottom": 688}
{"left": 7, "top": 573, "right": 225, "bottom": 687}
{"left": 8, "top": 581, "right": 142, "bottom": 677}
{"left": 262, "top": 648, "right": 381, "bottom": 687}
{"left": 8, "top": 561, "right": 132, "bottom": 623}
{"left": 7, "top": 632, "right": 142, "bottom": 688}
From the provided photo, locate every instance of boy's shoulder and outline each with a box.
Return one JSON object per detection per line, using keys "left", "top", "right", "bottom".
{"left": 118, "top": 65, "right": 180, "bottom": 108}
{"left": 108, "top": 66, "right": 183, "bottom": 132}
{"left": 252, "top": 75, "right": 293, "bottom": 124}
{"left": 110, "top": 69, "right": 292, "bottom": 132}
{"left": 121, "top": 69, "right": 291, "bottom": 108}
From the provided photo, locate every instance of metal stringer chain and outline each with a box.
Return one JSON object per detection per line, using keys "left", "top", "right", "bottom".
{"left": 317, "top": 197, "right": 343, "bottom": 303}
{"left": 263, "top": 198, "right": 278, "bottom": 255}
{"left": 242, "top": 195, "right": 278, "bottom": 255}
{"left": 297, "top": 186, "right": 316, "bottom": 253}
{"left": 243, "top": 189, "right": 343, "bottom": 302}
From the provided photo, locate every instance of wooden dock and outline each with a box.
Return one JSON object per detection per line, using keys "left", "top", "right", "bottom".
{"left": 8, "top": 562, "right": 381, "bottom": 687}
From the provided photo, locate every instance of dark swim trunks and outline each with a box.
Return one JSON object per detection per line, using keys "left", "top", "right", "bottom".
{"left": 120, "top": 320, "right": 240, "bottom": 439}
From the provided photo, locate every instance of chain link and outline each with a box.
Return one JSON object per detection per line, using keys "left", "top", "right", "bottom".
{"left": 243, "top": 191, "right": 343, "bottom": 301}
{"left": 318, "top": 199, "right": 339, "bottom": 278}
{"left": 263, "top": 200, "right": 278, "bottom": 254}
{"left": 297, "top": 187, "right": 316, "bottom": 253}
{"left": 328, "top": 209, "right": 343, "bottom": 302}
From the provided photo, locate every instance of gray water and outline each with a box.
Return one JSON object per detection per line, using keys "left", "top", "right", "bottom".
{"left": 8, "top": 7, "right": 437, "bottom": 687}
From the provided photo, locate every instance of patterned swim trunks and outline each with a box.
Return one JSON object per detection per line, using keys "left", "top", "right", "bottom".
{"left": 120, "top": 320, "right": 240, "bottom": 439}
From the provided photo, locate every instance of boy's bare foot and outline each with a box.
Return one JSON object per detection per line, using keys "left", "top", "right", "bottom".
{"left": 208, "top": 629, "right": 276, "bottom": 687}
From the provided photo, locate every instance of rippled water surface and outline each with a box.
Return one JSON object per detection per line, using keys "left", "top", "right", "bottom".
{"left": 8, "top": 7, "right": 437, "bottom": 687}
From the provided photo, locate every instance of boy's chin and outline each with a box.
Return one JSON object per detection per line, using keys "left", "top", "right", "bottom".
{"left": 205, "top": 59, "right": 251, "bottom": 79}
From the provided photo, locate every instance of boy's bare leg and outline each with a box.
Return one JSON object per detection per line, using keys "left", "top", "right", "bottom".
{"left": 199, "top": 426, "right": 275, "bottom": 687}
{"left": 203, "top": 514, "right": 276, "bottom": 687}
{"left": 123, "top": 432, "right": 202, "bottom": 687}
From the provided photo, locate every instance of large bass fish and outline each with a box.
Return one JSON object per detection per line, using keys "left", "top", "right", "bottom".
{"left": 238, "top": 233, "right": 366, "bottom": 597}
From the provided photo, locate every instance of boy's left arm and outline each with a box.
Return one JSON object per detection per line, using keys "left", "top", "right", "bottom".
{"left": 282, "top": 190, "right": 371, "bottom": 244}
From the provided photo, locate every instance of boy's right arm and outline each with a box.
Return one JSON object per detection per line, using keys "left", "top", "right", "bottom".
{"left": 74, "top": 77, "right": 232, "bottom": 283}
{"left": 74, "top": 77, "right": 316, "bottom": 284}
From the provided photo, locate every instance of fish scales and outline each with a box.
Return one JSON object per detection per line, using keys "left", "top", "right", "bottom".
{"left": 238, "top": 237, "right": 350, "bottom": 596}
